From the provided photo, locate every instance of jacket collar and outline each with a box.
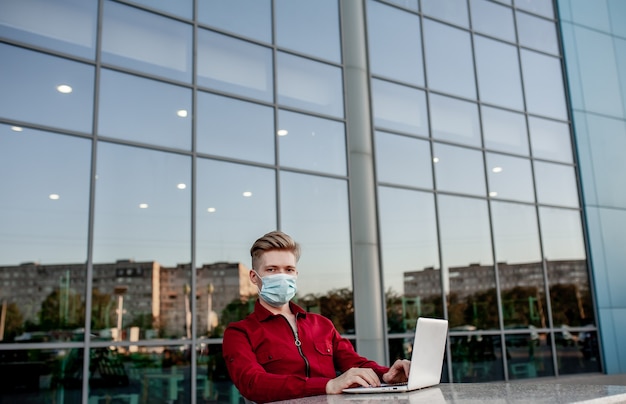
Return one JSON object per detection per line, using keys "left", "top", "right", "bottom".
{"left": 252, "top": 299, "right": 307, "bottom": 322}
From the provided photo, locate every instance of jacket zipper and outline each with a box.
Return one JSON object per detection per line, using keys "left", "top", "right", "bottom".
{"left": 284, "top": 313, "right": 310, "bottom": 378}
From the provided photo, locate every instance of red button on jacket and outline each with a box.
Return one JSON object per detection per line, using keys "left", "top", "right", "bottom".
{"left": 223, "top": 300, "right": 389, "bottom": 403}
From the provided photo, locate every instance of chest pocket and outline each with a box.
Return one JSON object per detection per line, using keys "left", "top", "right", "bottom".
{"left": 314, "top": 341, "right": 333, "bottom": 357}
{"left": 256, "top": 349, "right": 284, "bottom": 366}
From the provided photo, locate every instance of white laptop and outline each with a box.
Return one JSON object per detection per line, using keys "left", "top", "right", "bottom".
{"left": 343, "top": 317, "right": 448, "bottom": 394}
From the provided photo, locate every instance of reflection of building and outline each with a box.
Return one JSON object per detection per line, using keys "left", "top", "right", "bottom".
{"left": 404, "top": 260, "right": 589, "bottom": 301}
{"left": 0, "top": 260, "right": 255, "bottom": 338}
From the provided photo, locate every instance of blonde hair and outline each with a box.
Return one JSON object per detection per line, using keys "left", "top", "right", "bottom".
{"left": 250, "top": 230, "right": 301, "bottom": 270}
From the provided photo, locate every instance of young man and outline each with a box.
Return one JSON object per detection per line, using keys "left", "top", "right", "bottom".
{"left": 222, "top": 230, "right": 410, "bottom": 403}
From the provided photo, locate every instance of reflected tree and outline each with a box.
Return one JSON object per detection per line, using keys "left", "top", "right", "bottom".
{"left": 39, "top": 288, "right": 84, "bottom": 330}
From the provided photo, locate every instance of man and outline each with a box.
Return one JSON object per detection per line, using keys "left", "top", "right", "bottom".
{"left": 222, "top": 230, "right": 410, "bottom": 403}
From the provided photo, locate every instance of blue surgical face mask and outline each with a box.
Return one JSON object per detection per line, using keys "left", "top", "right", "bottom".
{"left": 253, "top": 270, "right": 297, "bottom": 307}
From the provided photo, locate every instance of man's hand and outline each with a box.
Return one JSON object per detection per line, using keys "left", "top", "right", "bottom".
{"left": 382, "top": 359, "right": 410, "bottom": 384}
{"left": 325, "top": 367, "right": 381, "bottom": 394}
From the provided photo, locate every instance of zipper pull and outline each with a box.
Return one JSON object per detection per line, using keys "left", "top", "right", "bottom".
{"left": 294, "top": 331, "right": 301, "bottom": 347}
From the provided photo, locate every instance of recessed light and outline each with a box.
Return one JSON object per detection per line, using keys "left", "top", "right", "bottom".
{"left": 49, "top": 194, "right": 60, "bottom": 200}
{"left": 242, "top": 191, "right": 252, "bottom": 197}
{"left": 433, "top": 157, "right": 439, "bottom": 163}
{"left": 277, "top": 129, "right": 288, "bottom": 136}
{"left": 177, "top": 183, "right": 186, "bottom": 189}
{"left": 177, "top": 109, "right": 188, "bottom": 118}
{"left": 57, "top": 84, "right": 73, "bottom": 94}
{"left": 492, "top": 166, "right": 503, "bottom": 173}
{"left": 207, "top": 207, "right": 216, "bottom": 213}
{"left": 11, "top": 126, "right": 23, "bottom": 132}
{"left": 139, "top": 203, "right": 149, "bottom": 209}
{"left": 489, "top": 191, "right": 498, "bottom": 197}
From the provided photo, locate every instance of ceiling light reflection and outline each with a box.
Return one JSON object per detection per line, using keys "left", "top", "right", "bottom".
{"left": 242, "top": 191, "right": 252, "bottom": 197}
{"left": 492, "top": 166, "right": 503, "bottom": 173}
{"left": 57, "top": 84, "right": 73, "bottom": 94}
{"left": 177, "top": 183, "right": 186, "bottom": 189}
{"left": 207, "top": 207, "right": 216, "bottom": 213}
{"left": 177, "top": 109, "right": 188, "bottom": 118}
{"left": 11, "top": 126, "right": 23, "bottom": 132}
{"left": 49, "top": 194, "right": 60, "bottom": 200}
{"left": 433, "top": 157, "right": 439, "bottom": 163}
{"left": 277, "top": 129, "right": 288, "bottom": 136}
{"left": 489, "top": 191, "right": 498, "bottom": 197}
{"left": 139, "top": 203, "right": 149, "bottom": 209}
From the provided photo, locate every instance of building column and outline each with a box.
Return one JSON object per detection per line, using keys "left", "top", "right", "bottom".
{"left": 340, "top": 0, "right": 387, "bottom": 364}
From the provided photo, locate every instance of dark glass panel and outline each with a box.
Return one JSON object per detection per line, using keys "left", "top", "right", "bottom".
{"left": 556, "top": 329, "right": 601, "bottom": 375}
{"left": 505, "top": 332, "right": 554, "bottom": 379}
{"left": 0, "top": 347, "right": 83, "bottom": 402}
{"left": 450, "top": 334, "right": 504, "bottom": 382}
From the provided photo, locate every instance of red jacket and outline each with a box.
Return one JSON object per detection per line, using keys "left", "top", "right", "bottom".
{"left": 222, "top": 300, "right": 389, "bottom": 403}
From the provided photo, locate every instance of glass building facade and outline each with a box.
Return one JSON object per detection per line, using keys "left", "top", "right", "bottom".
{"left": 0, "top": 0, "right": 624, "bottom": 402}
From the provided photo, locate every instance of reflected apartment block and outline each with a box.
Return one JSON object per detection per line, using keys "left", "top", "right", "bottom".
{"left": 0, "top": 261, "right": 255, "bottom": 341}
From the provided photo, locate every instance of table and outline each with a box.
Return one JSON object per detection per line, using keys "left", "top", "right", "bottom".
{"left": 270, "top": 383, "right": 626, "bottom": 403}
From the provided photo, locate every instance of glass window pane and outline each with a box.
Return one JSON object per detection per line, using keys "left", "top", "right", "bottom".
{"left": 475, "top": 36, "right": 524, "bottom": 111}
{"left": 506, "top": 332, "right": 554, "bottom": 379}
{"left": 558, "top": 329, "right": 601, "bottom": 375}
{"left": 421, "top": 0, "right": 469, "bottom": 28}
{"left": 198, "top": 29, "right": 273, "bottom": 102}
{"left": 430, "top": 94, "right": 481, "bottom": 147}
{"left": 491, "top": 202, "right": 547, "bottom": 329}
{"left": 280, "top": 173, "right": 352, "bottom": 311}
{"left": 515, "top": 0, "right": 554, "bottom": 18}
{"left": 197, "top": 92, "right": 274, "bottom": 164}
{"left": 93, "top": 143, "right": 191, "bottom": 267}
{"left": 375, "top": 131, "right": 433, "bottom": 188}
{"left": 379, "top": 187, "right": 442, "bottom": 332}
{"left": 277, "top": 52, "right": 344, "bottom": 118}
{"left": 102, "top": 1, "right": 192, "bottom": 82}
{"left": 516, "top": 11, "right": 559, "bottom": 55}
{"left": 434, "top": 143, "right": 486, "bottom": 197}
{"left": 278, "top": 110, "right": 347, "bottom": 176}
{"left": 372, "top": 79, "right": 428, "bottom": 136}
{"left": 0, "top": 126, "right": 91, "bottom": 338}
{"left": 482, "top": 106, "right": 529, "bottom": 155}
{"left": 534, "top": 161, "right": 579, "bottom": 208}
{"left": 423, "top": 19, "right": 476, "bottom": 99}
{"left": 0, "top": 44, "right": 94, "bottom": 133}
{"left": 486, "top": 153, "right": 534, "bottom": 202}
{"left": 367, "top": 0, "right": 424, "bottom": 86}
{"left": 0, "top": 0, "right": 97, "bottom": 59}
{"left": 451, "top": 334, "right": 504, "bottom": 382}
{"left": 383, "top": 0, "right": 418, "bottom": 12}
{"left": 470, "top": 0, "right": 515, "bottom": 42}
{"left": 198, "top": 0, "right": 271, "bottom": 43}
{"left": 98, "top": 69, "right": 191, "bottom": 150}
{"left": 521, "top": 50, "right": 568, "bottom": 120}
{"left": 0, "top": 348, "right": 83, "bottom": 400}
{"left": 196, "top": 159, "right": 276, "bottom": 277}
{"left": 529, "top": 117, "right": 573, "bottom": 163}
{"left": 276, "top": 0, "right": 341, "bottom": 63}
{"left": 539, "top": 207, "right": 586, "bottom": 261}
{"left": 438, "top": 195, "right": 498, "bottom": 330}
{"left": 126, "top": 0, "right": 192, "bottom": 19}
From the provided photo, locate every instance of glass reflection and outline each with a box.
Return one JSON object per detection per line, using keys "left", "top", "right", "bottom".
{"left": 421, "top": 0, "right": 469, "bottom": 28}
{"left": 438, "top": 195, "right": 498, "bottom": 330}
{"left": 0, "top": 0, "right": 97, "bottom": 59}
{"left": 528, "top": 117, "right": 573, "bottom": 163}
{"left": 125, "top": 0, "right": 192, "bottom": 19}
{"left": 275, "top": 0, "right": 341, "bottom": 63}
{"left": 102, "top": 1, "right": 192, "bottom": 82}
{"left": 367, "top": 0, "right": 424, "bottom": 86}
{"left": 430, "top": 94, "right": 481, "bottom": 147}
{"left": 0, "top": 43, "right": 94, "bottom": 133}
{"left": 433, "top": 143, "right": 486, "bottom": 197}
{"left": 534, "top": 162, "right": 579, "bottom": 208}
{"left": 557, "top": 328, "right": 601, "bottom": 375}
{"left": 516, "top": 11, "right": 559, "bottom": 55}
{"left": 378, "top": 187, "right": 442, "bottom": 332}
{"left": 474, "top": 36, "right": 524, "bottom": 111}
{"left": 521, "top": 50, "right": 568, "bottom": 120}
{"left": 197, "top": 92, "right": 274, "bottom": 164}
{"left": 515, "top": 0, "right": 554, "bottom": 18}
{"left": 98, "top": 69, "right": 191, "bottom": 150}
{"left": 505, "top": 332, "right": 554, "bottom": 379}
{"left": 85, "top": 345, "right": 193, "bottom": 402}
{"left": 372, "top": 79, "right": 428, "bottom": 135}
{"left": 198, "top": 0, "right": 271, "bottom": 43}
{"left": 277, "top": 52, "right": 344, "bottom": 118}
{"left": 481, "top": 106, "right": 529, "bottom": 156}
{"left": 470, "top": 0, "right": 515, "bottom": 42}
{"left": 280, "top": 172, "right": 352, "bottom": 314}
{"left": 198, "top": 29, "right": 273, "bottom": 102}
{"left": 423, "top": 19, "right": 476, "bottom": 99}
{"left": 278, "top": 110, "right": 347, "bottom": 175}
{"left": 491, "top": 202, "right": 547, "bottom": 329}
{"left": 450, "top": 334, "right": 503, "bottom": 382}
{"left": 486, "top": 153, "right": 534, "bottom": 202}
{"left": 0, "top": 347, "right": 83, "bottom": 402}
{"left": 375, "top": 131, "right": 433, "bottom": 188}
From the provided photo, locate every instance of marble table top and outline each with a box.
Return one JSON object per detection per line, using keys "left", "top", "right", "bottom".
{"left": 270, "top": 383, "right": 626, "bottom": 403}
